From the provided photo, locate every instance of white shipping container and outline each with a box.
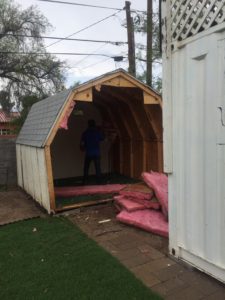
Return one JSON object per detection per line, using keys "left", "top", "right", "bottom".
{"left": 162, "top": 1, "right": 225, "bottom": 283}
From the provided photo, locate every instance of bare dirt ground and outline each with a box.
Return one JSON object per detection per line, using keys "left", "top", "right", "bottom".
{"left": 0, "top": 188, "right": 44, "bottom": 225}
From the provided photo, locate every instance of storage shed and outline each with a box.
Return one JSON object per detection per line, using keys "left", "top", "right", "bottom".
{"left": 16, "top": 69, "right": 162, "bottom": 214}
{"left": 162, "top": 1, "right": 225, "bottom": 283}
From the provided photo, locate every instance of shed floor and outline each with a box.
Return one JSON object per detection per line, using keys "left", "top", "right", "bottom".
{"left": 54, "top": 173, "right": 140, "bottom": 187}
{"left": 55, "top": 173, "right": 140, "bottom": 209}
{"left": 67, "top": 203, "right": 225, "bottom": 300}
{"left": 0, "top": 189, "right": 44, "bottom": 226}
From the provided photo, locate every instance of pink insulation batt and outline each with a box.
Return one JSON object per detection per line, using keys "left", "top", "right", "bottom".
{"left": 114, "top": 195, "right": 146, "bottom": 212}
{"left": 116, "top": 209, "right": 168, "bottom": 238}
{"left": 142, "top": 171, "right": 168, "bottom": 220}
{"left": 114, "top": 195, "right": 160, "bottom": 211}
{"left": 55, "top": 184, "right": 126, "bottom": 197}
{"left": 59, "top": 101, "right": 76, "bottom": 130}
{"left": 119, "top": 190, "right": 153, "bottom": 200}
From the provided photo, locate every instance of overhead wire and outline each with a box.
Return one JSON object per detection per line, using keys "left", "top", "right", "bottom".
{"left": 38, "top": 0, "right": 145, "bottom": 13}
{"left": 82, "top": 57, "right": 112, "bottom": 70}
{"left": 34, "top": 1, "right": 160, "bottom": 73}
{"left": 45, "top": 10, "right": 123, "bottom": 48}
{"left": 1, "top": 9, "right": 127, "bottom": 71}
{"left": 0, "top": 51, "right": 117, "bottom": 58}
{"left": 69, "top": 43, "right": 108, "bottom": 68}
{"left": 3, "top": 33, "right": 127, "bottom": 45}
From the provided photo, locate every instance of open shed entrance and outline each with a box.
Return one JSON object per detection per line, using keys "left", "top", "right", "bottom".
{"left": 50, "top": 83, "right": 162, "bottom": 212}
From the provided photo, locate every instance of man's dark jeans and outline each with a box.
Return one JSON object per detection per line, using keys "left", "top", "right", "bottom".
{"left": 83, "top": 155, "right": 101, "bottom": 184}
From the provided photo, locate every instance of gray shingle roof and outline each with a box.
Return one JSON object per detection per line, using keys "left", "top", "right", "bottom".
{"left": 16, "top": 89, "right": 72, "bottom": 147}
{"left": 16, "top": 69, "right": 160, "bottom": 148}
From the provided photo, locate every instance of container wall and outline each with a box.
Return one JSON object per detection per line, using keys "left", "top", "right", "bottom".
{"left": 16, "top": 144, "right": 51, "bottom": 213}
{"left": 165, "top": 30, "right": 225, "bottom": 282}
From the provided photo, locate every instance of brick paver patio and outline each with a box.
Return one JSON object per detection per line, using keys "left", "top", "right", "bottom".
{"left": 68, "top": 203, "right": 225, "bottom": 300}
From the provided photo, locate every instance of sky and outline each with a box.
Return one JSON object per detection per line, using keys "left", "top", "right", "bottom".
{"left": 15, "top": 0, "right": 158, "bottom": 87}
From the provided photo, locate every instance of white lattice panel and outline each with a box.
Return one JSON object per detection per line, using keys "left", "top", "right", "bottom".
{"left": 171, "top": 0, "right": 225, "bottom": 41}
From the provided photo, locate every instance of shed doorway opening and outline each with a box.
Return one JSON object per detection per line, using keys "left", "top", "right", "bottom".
{"left": 50, "top": 84, "right": 162, "bottom": 212}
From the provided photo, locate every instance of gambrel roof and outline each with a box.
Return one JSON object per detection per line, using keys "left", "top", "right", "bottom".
{"left": 16, "top": 69, "right": 161, "bottom": 148}
{"left": 17, "top": 89, "right": 72, "bottom": 147}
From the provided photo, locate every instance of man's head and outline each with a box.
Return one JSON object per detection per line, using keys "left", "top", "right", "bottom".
{"left": 88, "top": 119, "right": 96, "bottom": 128}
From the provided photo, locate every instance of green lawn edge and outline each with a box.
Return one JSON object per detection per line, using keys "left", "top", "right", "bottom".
{"left": 0, "top": 216, "right": 162, "bottom": 300}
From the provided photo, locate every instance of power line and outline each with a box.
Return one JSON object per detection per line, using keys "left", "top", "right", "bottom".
{"left": 136, "top": 57, "right": 162, "bottom": 64}
{"left": 3, "top": 33, "right": 127, "bottom": 45}
{"left": 82, "top": 57, "right": 111, "bottom": 70}
{"left": 0, "top": 51, "right": 123, "bottom": 59}
{"left": 38, "top": 0, "right": 145, "bottom": 13}
{"left": 45, "top": 10, "right": 123, "bottom": 48}
{"left": 70, "top": 43, "right": 108, "bottom": 68}
{"left": 0, "top": 51, "right": 161, "bottom": 63}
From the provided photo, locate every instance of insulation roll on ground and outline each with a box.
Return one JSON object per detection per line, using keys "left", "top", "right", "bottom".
{"left": 142, "top": 171, "right": 168, "bottom": 220}
{"left": 116, "top": 209, "right": 168, "bottom": 238}
{"left": 119, "top": 190, "right": 154, "bottom": 201}
{"left": 114, "top": 195, "right": 160, "bottom": 211}
{"left": 114, "top": 196, "right": 147, "bottom": 212}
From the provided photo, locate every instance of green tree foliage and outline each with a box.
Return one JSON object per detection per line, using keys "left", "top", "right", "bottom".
{"left": 12, "top": 94, "right": 44, "bottom": 131}
{"left": 0, "top": 0, "right": 66, "bottom": 112}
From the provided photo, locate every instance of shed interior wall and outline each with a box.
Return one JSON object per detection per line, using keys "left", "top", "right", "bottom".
{"left": 51, "top": 102, "right": 112, "bottom": 179}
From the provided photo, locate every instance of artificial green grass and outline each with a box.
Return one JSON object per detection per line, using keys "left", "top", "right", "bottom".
{"left": 0, "top": 217, "right": 162, "bottom": 300}
{"left": 56, "top": 193, "right": 114, "bottom": 208}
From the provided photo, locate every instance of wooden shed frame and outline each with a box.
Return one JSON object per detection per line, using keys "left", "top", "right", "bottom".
{"left": 16, "top": 69, "right": 162, "bottom": 213}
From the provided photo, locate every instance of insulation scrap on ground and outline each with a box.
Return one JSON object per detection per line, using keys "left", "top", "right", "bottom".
{"left": 114, "top": 172, "right": 168, "bottom": 238}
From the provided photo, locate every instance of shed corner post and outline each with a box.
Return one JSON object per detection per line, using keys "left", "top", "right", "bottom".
{"left": 45, "top": 145, "right": 56, "bottom": 213}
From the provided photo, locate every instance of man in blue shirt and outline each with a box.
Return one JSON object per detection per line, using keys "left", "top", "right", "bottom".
{"left": 80, "top": 119, "right": 105, "bottom": 184}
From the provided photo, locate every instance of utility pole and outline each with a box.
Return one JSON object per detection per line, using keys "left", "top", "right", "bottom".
{"left": 146, "top": 0, "right": 153, "bottom": 86}
{"left": 125, "top": 1, "right": 136, "bottom": 77}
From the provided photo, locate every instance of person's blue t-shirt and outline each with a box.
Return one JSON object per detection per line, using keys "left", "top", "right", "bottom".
{"left": 81, "top": 128, "right": 104, "bottom": 157}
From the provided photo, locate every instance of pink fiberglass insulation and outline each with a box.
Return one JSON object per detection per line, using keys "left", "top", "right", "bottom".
{"left": 114, "top": 195, "right": 146, "bottom": 212}
{"left": 55, "top": 184, "right": 126, "bottom": 197}
{"left": 59, "top": 101, "right": 76, "bottom": 130}
{"left": 116, "top": 209, "right": 168, "bottom": 238}
{"left": 142, "top": 171, "right": 168, "bottom": 220}
{"left": 114, "top": 195, "right": 160, "bottom": 211}
{"left": 119, "top": 190, "right": 153, "bottom": 200}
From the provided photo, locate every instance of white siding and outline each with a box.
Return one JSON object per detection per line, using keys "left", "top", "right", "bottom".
{"left": 164, "top": 30, "right": 225, "bottom": 283}
{"left": 16, "top": 144, "right": 51, "bottom": 213}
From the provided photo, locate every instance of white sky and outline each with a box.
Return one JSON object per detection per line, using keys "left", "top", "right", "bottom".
{"left": 16, "top": 0, "right": 158, "bottom": 87}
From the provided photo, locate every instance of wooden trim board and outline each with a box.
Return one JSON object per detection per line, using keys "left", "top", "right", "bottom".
{"left": 55, "top": 198, "right": 113, "bottom": 212}
{"left": 45, "top": 146, "right": 56, "bottom": 212}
